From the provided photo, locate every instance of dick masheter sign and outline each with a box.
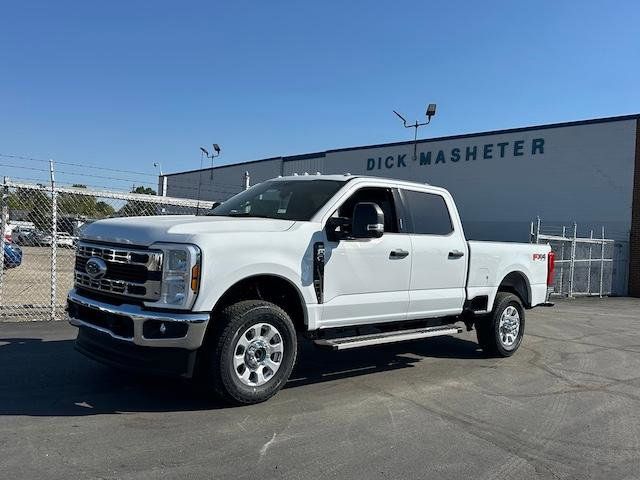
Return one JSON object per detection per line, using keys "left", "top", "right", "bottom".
{"left": 366, "top": 137, "right": 545, "bottom": 170}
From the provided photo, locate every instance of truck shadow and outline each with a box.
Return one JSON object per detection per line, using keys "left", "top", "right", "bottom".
{"left": 287, "top": 335, "right": 483, "bottom": 388}
{"left": 0, "top": 334, "right": 482, "bottom": 417}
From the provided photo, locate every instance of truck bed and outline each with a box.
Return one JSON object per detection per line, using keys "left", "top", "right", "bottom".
{"left": 466, "top": 240, "right": 551, "bottom": 311}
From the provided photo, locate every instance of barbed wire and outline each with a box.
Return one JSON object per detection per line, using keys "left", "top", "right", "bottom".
{"left": 4, "top": 175, "right": 242, "bottom": 200}
{"left": 0, "top": 153, "right": 156, "bottom": 177}
{"left": 0, "top": 154, "right": 249, "bottom": 191}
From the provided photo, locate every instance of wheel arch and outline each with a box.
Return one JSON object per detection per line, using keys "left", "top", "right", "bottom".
{"left": 497, "top": 270, "right": 532, "bottom": 308}
{"left": 209, "top": 274, "right": 308, "bottom": 332}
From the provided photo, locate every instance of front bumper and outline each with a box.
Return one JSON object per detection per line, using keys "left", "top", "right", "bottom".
{"left": 75, "top": 326, "right": 199, "bottom": 378}
{"left": 67, "top": 289, "right": 210, "bottom": 350}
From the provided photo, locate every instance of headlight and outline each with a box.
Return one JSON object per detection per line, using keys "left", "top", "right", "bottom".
{"left": 148, "top": 243, "right": 201, "bottom": 310}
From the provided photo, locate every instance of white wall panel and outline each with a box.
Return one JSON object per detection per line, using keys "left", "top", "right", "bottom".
{"left": 165, "top": 117, "right": 637, "bottom": 294}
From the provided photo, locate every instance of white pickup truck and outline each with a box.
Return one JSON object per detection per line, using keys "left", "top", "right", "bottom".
{"left": 68, "top": 175, "right": 555, "bottom": 404}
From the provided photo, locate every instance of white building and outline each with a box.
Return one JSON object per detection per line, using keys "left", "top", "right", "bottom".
{"left": 162, "top": 114, "right": 640, "bottom": 297}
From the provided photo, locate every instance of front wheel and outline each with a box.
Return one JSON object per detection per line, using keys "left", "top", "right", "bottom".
{"left": 476, "top": 292, "right": 525, "bottom": 357}
{"left": 203, "top": 300, "right": 297, "bottom": 405}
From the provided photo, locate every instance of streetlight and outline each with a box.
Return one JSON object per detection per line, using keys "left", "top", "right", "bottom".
{"left": 197, "top": 143, "right": 222, "bottom": 215}
{"left": 393, "top": 104, "right": 437, "bottom": 162}
{"left": 153, "top": 162, "right": 165, "bottom": 196}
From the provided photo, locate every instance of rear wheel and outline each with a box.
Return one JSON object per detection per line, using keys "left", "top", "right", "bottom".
{"left": 476, "top": 292, "right": 525, "bottom": 357}
{"left": 203, "top": 300, "right": 297, "bottom": 405}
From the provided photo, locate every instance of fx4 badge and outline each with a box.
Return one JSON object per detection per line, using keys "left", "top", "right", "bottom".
{"left": 532, "top": 253, "right": 547, "bottom": 261}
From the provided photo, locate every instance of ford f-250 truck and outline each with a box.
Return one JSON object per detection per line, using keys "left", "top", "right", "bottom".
{"left": 68, "top": 175, "right": 555, "bottom": 404}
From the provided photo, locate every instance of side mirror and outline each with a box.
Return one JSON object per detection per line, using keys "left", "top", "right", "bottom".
{"left": 352, "top": 202, "right": 384, "bottom": 239}
{"left": 326, "top": 216, "right": 350, "bottom": 242}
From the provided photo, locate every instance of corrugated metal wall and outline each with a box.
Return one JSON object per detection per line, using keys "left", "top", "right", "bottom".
{"left": 282, "top": 156, "right": 326, "bottom": 176}
{"left": 164, "top": 157, "right": 282, "bottom": 202}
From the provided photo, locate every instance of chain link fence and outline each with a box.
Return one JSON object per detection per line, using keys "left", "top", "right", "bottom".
{"left": 0, "top": 178, "right": 216, "bottom": 321}
{"left": 530, "top": 218, "right": 615, "bottom": 297}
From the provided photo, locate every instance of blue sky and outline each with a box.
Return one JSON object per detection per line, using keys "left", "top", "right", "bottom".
{"left": 1, "top": 0, "right": 639, "bottom": 186}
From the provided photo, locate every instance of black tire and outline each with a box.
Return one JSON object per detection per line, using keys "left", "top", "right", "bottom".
{"left": 203, "top": 300, "right": 297, "bottom": 405}
{"left": 475, "top": 292, "right": 525, "bottom": 357}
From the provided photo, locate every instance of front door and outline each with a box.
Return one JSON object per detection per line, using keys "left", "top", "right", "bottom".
{"left": 320, "top": 187, "right": 412, "bottom": 328}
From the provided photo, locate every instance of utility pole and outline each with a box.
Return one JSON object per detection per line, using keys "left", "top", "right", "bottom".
{"left": 393, "top": 104, "right": 437, "bottom": 162}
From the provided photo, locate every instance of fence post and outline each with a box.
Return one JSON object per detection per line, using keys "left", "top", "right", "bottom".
{"left": 587, "top": 230, "right": 593, "bottom": 295}
{"left": 0, "top": 176, "right": 8, "bottom": 310}
{"left": 49, "top": 160, "right": 58, "bottom": 321}
{"left": 559, "top": 226, "right": 566, "bottom": 296}
{"left": 568, "top": 223, "right": 577, "bottom": 298}
{"left": 535, "top": 216, "right": 540, "bottom": 244}
{"left": 599, "top": 226, "right": 605, "bottom": 298}
{"left": 244, "top": 171, "right": 250, "bottom": 190}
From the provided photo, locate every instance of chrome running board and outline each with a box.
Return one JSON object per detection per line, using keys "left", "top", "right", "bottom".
{"left": 313, "top": 325, "right": 462, "bottom": 351}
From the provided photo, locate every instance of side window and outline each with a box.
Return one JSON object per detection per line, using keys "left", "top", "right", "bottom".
{"left": 403, "top": 190, "right": 453, "bottom": 235}
{"left": 336, "top": 187, "right": 400, "bottom": 233}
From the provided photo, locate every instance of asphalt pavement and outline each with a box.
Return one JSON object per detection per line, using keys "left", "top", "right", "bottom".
{"left": 1, "top": 297, "right": 639, "bottom": 479}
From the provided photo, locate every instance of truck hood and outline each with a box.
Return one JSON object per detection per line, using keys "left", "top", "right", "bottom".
{"left": 81, "top": 215, "right": 295, "bottom": 246}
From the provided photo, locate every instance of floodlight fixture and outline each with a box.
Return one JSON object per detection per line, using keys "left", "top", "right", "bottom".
{"left": 393, "top": 102, "right": 438, "bottom": 162}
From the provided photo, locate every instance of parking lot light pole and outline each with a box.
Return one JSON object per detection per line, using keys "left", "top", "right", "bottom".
{"left": 196, "top": 144, "right": 221, "bottom": 215}
{"left": 393, "top": 104, "right": 437, "bottom": 162}
{"left": 153, "top": 162, "right": 167, "bottom": 197}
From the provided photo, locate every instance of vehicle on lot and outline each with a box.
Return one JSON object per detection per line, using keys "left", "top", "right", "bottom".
{"left": 13, "top": 227, "right": 39, "bottom": 246}
{"left": 3, "top": 241, "right": 22, "bottom": 268}
{"left": 38, "top": 231, "right": 77, "bottom": 248}
{"left": 56, "top": 232, "right": 76, "bottom": 248}
{"left": 67, "top": 175, "right": 554, "bottom": 404}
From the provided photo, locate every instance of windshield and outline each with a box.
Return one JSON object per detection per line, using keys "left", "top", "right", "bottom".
{"left": 209, "top": 179, "right": 344, "bottom": 221}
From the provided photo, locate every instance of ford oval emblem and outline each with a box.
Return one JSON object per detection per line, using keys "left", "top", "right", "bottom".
{"left": 85, "top": 257, "right": 107, "bottom": 279}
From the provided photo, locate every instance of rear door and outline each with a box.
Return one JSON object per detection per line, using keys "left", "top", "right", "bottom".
{"left": 401, "top": 188, "right": 468, "bottom": 319}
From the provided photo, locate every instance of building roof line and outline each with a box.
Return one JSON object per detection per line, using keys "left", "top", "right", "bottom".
{"left": 164, "top": 113, "right": 640, "bottom": 176}
{"left": 326, "top": 113, "right": 640, "bottom": 154}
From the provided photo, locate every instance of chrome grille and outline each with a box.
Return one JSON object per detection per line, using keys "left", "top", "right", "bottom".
{"left": 76, "top": 243, "right": 162, "bottom": 270}
{"left": 74, "top": 242, "right": 163, "bottom": 301}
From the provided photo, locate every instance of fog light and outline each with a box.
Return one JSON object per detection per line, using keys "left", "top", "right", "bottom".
{"left": 143, "top": 320, "right": 188, "bottom": 339}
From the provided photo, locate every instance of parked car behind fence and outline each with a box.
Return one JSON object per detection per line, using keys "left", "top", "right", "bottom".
{"left": 3, "top": 242, "right": 22, "bottom": 268}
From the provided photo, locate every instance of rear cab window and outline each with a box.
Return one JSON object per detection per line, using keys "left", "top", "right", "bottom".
{"left": 401, "top": 189, "right": 453, "bottom": 235}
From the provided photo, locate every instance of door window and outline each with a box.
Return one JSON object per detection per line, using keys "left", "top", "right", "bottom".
{"left": 402, "top": 190, "right": 453, "bottom": 235}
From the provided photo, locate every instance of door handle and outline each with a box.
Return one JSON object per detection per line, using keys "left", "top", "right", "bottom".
{"left": 448, "top": 250, "right": 465, "bottom": 259}
{"left": 390, "top": 249, "right": 409, "bottom": 259}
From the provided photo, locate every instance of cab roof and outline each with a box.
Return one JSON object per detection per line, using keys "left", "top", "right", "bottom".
{"left": 272, "top": 173, "right": 432, "bottom": 189}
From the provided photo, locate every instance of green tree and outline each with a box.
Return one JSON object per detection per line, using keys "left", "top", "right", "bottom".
{"left": 118, "top": 185, "right": 158, "bottom": 217}
{"left": 6, "top": 187, "right": 53, "bottom": 232}
{"left": 132, "top": 186, "right": 156, "bottom": 195}
{"left": 57, "top": 184, "right": 115, "bottom": 219}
